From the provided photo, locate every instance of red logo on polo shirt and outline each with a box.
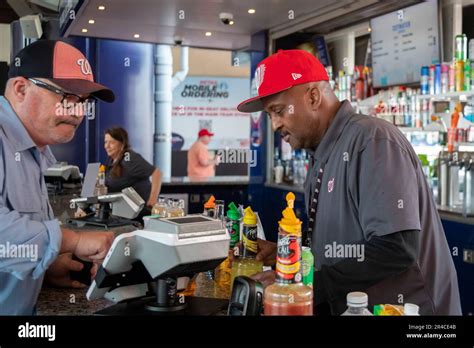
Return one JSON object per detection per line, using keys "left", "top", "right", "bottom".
{"left": 328, "top": 177, "right": 335, "bottom": 193}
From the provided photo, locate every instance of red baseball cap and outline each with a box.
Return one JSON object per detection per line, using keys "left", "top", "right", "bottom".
{"left": 8, "top": 40, "right": 114, "bottom": 102}
{"left": 237, "top": 49, "right": 328, "bottom": 113}
{"left": 198, "top": 129, "right": 214, "bottom": 137}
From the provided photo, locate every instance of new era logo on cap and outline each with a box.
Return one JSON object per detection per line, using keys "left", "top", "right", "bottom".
{"left": 292, "top": 73, "right": 302, "bottom": 80}
{"left": 255, "top": 64, "right": 265, "bottom": 90}
{"left": 237, "top": 49, "right": 329, "bottom": 113}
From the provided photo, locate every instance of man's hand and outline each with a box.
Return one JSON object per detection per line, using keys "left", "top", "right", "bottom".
{"left": 255, "top": 238, "right": 277, "bottom": 266}
{"left": 74, "top": 231, "right": 114, "bottom": 261}
{"left": 45, "top": 253, "right": 91, "bottom": 288}
{"left": 251, "top": 270, "right": 276, "bottom": 288}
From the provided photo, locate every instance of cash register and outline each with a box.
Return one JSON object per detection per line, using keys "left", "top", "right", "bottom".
{"left": 67, "top": 163, "right": 145, "bottom": 228}
{"left": 87, "top": 214, "right": 230, "bottom": 315}
{"left": 44, "top": 162, "right": 81, "bottom": 193}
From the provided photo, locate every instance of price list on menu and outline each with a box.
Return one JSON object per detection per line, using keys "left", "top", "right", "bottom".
{"left": 371, "top": 0, "right": 440, "bottom": 87}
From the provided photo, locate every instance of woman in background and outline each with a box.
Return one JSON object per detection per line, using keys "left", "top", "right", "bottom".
{"left": 104, "top": 127, "right": 161, "bottom": 218}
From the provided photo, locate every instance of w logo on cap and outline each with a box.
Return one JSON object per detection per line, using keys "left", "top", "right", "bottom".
{"left": 291, "top": 73, "right": 302, "bottom": 80}
{"left": 255, "top": 64, "right": 265, "bottom": 91}
{"left": 77, "top": 59, "right": 92, "bottom": 75}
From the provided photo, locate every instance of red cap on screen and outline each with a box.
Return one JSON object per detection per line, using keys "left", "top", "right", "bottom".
{"left": 237, "top": 49, "right": 328, "bottom": 113}
{"left": 198, "top": 129, "right": 214, "bottom": 137}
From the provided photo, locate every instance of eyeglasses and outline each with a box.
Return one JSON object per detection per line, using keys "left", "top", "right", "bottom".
{"left": 28, "top": 78, "right": 96, "bottom": 106}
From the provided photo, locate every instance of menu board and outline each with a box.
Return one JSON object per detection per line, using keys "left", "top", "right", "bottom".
{"left": 371, "top": 0, "right": 440, "bottom": 87}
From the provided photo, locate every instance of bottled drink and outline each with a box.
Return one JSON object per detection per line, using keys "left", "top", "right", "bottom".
{"left": 225, "top": 202, "right": 241, "bottom": 257}
{"left": 214, "top": 199, "right": 225, "bottom": 221}
{"left": 302, "top": 246, "right": 314, "bottom": 288}
{"left": 230, "top": 206, "right": 263, "bottom": 290}
{"left": 464, "top": 59, "right": 471, "bottom": 91}
{"left": 341, "top": 292, "right": 373, "bottom": 316}
{"left": 434, "top": 64, "right": 442, "bottom": 95}
{"left": 151, "top": 196, "right": 168, "bottom": 217}
{"left": 441, "top": 63, "right": 449, "bottom": 94}
{"left": 420, "top": 66, "right": 429, "bottom": 95}
{"left": 274, "top": 159, "right": 284, "bottom": 184}
{"left": 456, "top": 59, "right": 464, "bottom": 92}
{"left": 94, "top": 164, "right": 108, "bottom": 196}
{"left": 455, "top": 34, "right": 468, "bottom": 61}
{"left": 203, "top": 195, "right": 216, "bottom": 218}
{"left": 264, "top": 192, "right": 313, "bottom": 316}
{"left": 215, "top": 202, "right": 242, "bottom": 296}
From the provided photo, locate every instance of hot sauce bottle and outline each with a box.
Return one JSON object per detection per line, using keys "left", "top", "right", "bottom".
{"left": 263, "top": 192, "right": 313, "bottom": 316}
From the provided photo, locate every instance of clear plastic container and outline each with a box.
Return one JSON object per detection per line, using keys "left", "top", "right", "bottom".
{"left": 151, "top": 196, "right": 168, "bottom": 217}
{"left": 167, "top": 199, "right": 185, "bottom": 217}
{"left": 264, "top": 282, "right": 313, "bottom": 315}
{"left": 341, "top": 292, "right": 373, "bottom": 316}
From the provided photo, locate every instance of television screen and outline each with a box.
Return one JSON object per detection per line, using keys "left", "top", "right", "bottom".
{"left": 371, "top": 0, "right": 440, "bottom": 87}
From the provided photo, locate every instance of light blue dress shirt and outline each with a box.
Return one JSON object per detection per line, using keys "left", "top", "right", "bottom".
{"left": 0, "top": 96, "right": 62, "bottom": 315}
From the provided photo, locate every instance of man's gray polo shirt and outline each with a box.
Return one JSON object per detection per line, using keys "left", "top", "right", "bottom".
{"left": 305, "top": 100, "right": 461, "bottom": 315}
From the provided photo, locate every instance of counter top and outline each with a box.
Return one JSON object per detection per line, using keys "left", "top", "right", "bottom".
{"left": 264, "top": 182, "right": 305, "bottom": 193}
{"left": 162, "top": 176, "right": 249, "bottom": 186}
{"left": 437, "top": 208, "right": 474, "bottom": 225}
{"left": 37, "top": 273, "right": 229, "bottom": 315}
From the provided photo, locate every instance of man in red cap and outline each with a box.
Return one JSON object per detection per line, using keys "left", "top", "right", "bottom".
{"left": 238, "top": 49, "right": 461, "bottom": 315}
{"left": 0, "top": 40, "right": 115, "bottom": 314}
{"left": 187, "top": 128, "right": 219, "bottom": 178}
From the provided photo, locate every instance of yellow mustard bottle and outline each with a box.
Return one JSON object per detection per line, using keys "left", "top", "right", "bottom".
{"left": 230, "top": 206, "right": 263, "bottom": 291}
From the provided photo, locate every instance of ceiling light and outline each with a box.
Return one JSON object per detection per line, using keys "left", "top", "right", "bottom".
{"left": 133, "top": 34, "right": 140, "bottom": 38}
{"left": 88, "top": 19, "right": 95, "bottom": 24}
{"left": 98, "top": 5, "right": 105, "bottom": 10}
{"left": 81, "top": 28, "right": 88, "bottom": 33}
{"left": 248, "top": 9, "right": 256, "bottom": 14}
{"left": 229, "top": 20, "right": 234, "bottom": 25}
{"left": 205, "top": 32, "right": 212, "bottom": 36}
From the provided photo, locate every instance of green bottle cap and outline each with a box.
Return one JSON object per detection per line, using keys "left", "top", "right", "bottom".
{"left": 227, "top": 202, "right": 241, "bottom": 220}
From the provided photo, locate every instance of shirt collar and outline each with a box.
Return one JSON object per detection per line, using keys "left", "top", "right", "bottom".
{"left": 0, "top": 96, "right": 56, "bottom": 167}
{"left": 308, "top": 100, "right": 354, "bottom": 163}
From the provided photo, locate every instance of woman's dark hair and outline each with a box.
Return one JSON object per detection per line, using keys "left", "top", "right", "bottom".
{"left": 105, "top": 127, "right": 130, "bottom": 178}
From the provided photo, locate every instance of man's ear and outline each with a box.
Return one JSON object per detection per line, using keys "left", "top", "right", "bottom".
{"left": 309, "top": 85, "right": 323, "bottom": 111}
{"left": 8, "top": 77, "right": 29, "bottom": 103}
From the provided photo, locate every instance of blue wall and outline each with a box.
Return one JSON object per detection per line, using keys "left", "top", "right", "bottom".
{"left": 94, "top": 40, "right": 155, "bottom": 165}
